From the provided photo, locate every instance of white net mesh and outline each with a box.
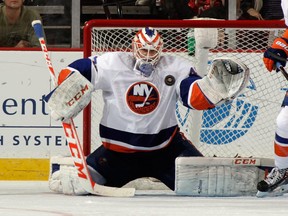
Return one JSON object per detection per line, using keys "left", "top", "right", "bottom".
{"left": 84, "top": 21, "right": 286, "bottom": 159}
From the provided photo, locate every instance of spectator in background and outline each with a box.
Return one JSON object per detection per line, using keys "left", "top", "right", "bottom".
{"left": 238, "top": 0, "right": 283, "bottom": 21}
{"left": 237, "top": 0, "right": 283, "bottom": 49}
{"left": 197, "top": 2, "right": 225, "bottom": 19}
{"left": 260, "top": 0, "right": 283, "bottom": 20}
{"left": 238, "top": 0, "right": 263, "bottom": 20}
{"left": 173, "top": 0, "right": 225, "bottom": 20}
{"left": 189, "top": 0, "right": 225, "bottom": 19}
{"left": 0, "top": 0, "right": 42, "bottom": 47}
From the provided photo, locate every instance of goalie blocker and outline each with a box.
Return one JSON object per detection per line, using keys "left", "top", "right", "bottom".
{"left": 44, "top": 70, "right": 94, "bottom": 121}
{"left": 175, "top": 157, "right": 274, "bottom": 196}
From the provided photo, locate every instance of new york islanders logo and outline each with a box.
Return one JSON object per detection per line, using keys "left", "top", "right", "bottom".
{"left": 126, "top": 81, "right": 160, "bottom": 115}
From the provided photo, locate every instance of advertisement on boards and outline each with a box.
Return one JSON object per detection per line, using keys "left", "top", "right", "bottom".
{"left": 0, "top": 50, "right": 83, "bottom": 158}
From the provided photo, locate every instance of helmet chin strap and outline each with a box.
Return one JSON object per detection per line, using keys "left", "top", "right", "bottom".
{"left": 134, "top": 60, "right": 154, "bottom": 77}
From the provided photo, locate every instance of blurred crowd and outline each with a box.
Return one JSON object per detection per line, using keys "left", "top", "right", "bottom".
{"left": 0, "top": 0, "right": 284, "bottom": 48}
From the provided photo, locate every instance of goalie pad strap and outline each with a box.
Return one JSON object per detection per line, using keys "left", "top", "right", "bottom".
{"left": 175, "top": 157, "right": 274, "bottom": 197}
{"left": 46, "top": 71, "right": 94, "bottom": 121}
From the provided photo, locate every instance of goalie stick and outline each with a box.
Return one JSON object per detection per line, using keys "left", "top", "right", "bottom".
{"left": 31, "top": 20, "right": 135, "bottom": 197}
{"left": 267, "top": 51, "right": 288, "bottom": 80}
{"left": 276, "top": 62, "right": 288, "bottom": 81}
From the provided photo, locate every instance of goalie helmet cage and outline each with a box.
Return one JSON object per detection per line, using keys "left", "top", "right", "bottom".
{"left": 82, "top": 19, "right": 286, "bottom": 158}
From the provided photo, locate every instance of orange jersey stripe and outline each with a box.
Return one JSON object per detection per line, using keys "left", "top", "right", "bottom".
{"left": 102, "top": 127, "right": 178, "bottom": 153}
{"left": 274, "top": 142, "right": 288, "bottom": 157}
{"left": 190, "top": 83, "right": 215, "bottom": 110}
{"left": 58, "top": 68, "right": 72, "bottom": 85}
{"left": 102, "top": 142, "right": 139, "bottom": 153}
{"left": 283, "top": 29, "right": 288, "bottom": 39}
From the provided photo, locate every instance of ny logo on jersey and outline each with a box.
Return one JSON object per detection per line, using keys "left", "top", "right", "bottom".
{"left": 126, "top": 81, "right": 160, "bottom": 115}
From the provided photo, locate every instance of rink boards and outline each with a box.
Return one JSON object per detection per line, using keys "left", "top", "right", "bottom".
{"left": 0, "top": 50, "right": 82, "bottom": 180}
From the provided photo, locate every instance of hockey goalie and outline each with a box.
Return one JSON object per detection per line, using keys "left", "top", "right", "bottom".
{"left": 47, "top": 27, "right": 252, "bottom": 196}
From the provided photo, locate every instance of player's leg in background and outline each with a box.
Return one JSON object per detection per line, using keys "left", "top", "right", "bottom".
{"left": 257, "top": 99, "right": 288, "bottom": 196}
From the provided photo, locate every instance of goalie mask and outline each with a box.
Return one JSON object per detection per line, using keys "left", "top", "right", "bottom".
{"left": 132, "top": 27, "right": 163, "bottom": 77}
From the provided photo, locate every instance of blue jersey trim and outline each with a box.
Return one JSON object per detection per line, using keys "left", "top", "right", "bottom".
{"left": 180, "top": 73, "right": 201, "bottom": 108}
{"left": 99, "top": 124, "right": 178, "bottom": 148}
{"left": 275, "top": 133, "right": 288, "bottom": 145}
{"left": 68, "top": 58, "right": 92, "bottom": 81}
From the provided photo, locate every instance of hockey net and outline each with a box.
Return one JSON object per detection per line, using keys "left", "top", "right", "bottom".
{"left": 82, "top": 19, "right": 286, "bottom": 159}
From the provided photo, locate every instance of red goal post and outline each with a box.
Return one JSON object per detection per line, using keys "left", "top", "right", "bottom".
{"left": 82, "top": 19, "right": 286, "bottom": 158}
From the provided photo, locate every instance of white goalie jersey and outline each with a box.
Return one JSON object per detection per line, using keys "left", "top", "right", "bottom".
{"left": 55, "top": 52, "right": 249, "bottom": 153}
{"left": 64, "top": 52, "right": 201, "bottom": 153}
{"left": 87, "top": 52, "right": 201, "bottom": 153}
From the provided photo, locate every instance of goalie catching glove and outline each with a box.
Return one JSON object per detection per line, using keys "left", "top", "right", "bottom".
{"left": 196, "top": 57, "right": 250, "bottom": 106}
{"left": 45, "top": 70, "right": 94, "bottom": 121}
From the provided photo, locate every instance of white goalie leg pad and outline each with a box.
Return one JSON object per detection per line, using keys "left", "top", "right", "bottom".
{"left": 49, "top": 156, "right": 106, "bottom": 195}
{"left": 46, "top": 71, "right": 94, "bottom": 121}
{"left": 49, "top": 156, "right": 87, "bottom": 195}
{"left": 196, "top": 57, "right": 250, "bottom": 106}
{"left": 175, "top": 157, "right": 274, "bottom": 197}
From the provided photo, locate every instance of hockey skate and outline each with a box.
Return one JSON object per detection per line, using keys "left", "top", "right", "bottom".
{"left": 256, "top": 167, "right": 288, "bottom": 197}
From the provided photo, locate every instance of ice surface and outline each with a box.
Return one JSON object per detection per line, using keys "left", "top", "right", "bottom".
{"left": 0, "top": 181, "right": 287, "bottom": 216}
